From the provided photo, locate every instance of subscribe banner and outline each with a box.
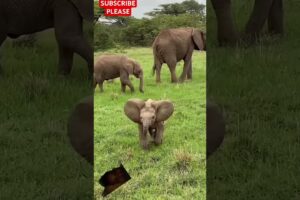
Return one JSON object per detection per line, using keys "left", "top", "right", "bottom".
{"left": 99, "top": 0, "right": 137, "bottom": 16}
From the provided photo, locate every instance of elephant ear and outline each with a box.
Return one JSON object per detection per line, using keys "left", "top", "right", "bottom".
{"left": 192, "top": 29, "right": 205, "bottom": 50}
{"left": 124, "top": 99, "right": 145, "bottom": 123}
{"left": 153, "top": 100, "right": 174, "bottom": 122}
{"left": 70, "top": 0, "right": 93, "bottom": 22}
{"left": 67, "top": 96, "right": 94, "bottom": 164}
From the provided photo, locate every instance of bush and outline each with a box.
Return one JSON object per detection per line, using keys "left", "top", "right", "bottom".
{"left": 94, "top": 14, "right": 205, "bottom": 49}
{"left": 94, "top": 24, "right": 115, "bottom": 50}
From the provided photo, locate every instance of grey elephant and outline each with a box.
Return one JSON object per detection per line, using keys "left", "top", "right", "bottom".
{"left": 68, "top": 96, "right": 93, "bottom": 165}
{"left": 124, "top": 99, "right": 174, "bottom": 149}
{"left": 152, "top": 28, "right": 206, "bottom": 83}
{"left": 94, "top": 55, "right": 144, "bottom": 93}
{"left": 0, "top": 0, "right": 93, "bottom": 75}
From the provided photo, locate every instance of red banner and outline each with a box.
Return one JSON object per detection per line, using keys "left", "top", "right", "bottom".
{"left": 99, "top": 0, "right": 137, "bottom": 17}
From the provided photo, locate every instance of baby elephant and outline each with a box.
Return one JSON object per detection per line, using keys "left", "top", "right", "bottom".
{"left": 94, "top": 55, "right": 144, "bottom": 93}
{"left": 124, "top": 99, "right": 174, "bottom": 149}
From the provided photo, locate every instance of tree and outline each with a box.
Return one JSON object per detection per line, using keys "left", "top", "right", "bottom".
{"left": 146, "top": 0, "right": 205, "bottom": 18}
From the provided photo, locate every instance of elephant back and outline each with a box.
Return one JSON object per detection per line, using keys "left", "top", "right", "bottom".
{"left": 69, "top": 0, "right": 93, "bottom": 21}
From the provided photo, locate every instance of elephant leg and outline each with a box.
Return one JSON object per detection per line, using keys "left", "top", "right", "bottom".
{"left": 179, "top": 55, "right": 192, "bottom": 82}
{"left": 268, "top": 0, "right": 283, "bottom": 35}
{"left": 120, "top": 74, "right": 134, "bottom": 93}
{"left": 99, "top": 81, "right": 104, "bottom": 92}
{"left": 58, "top": 45, "right": 74, "bottom": 75}
{"left": 54, "top": 0, "right": 93, "bottom": 75}
{"left": 211, "top": 0, "right": 238, "bottom": 46}
{"left": 187, "top": 62, "right": 192, "bottom": 80}
{"left": 0, "top": 33, "right": 7, "bottom": 75}
{"left": 167, "top": 60, "right": 178, "bottom": 83}
{"left": 244, "top": 0, "right": 274, "bottom": 40}
{"left": 155, "top": 62, "right": 162, "bottom": 83}
{"left": 138, "top": 124, "right": 148, "bottom": 149}
{"left": 121, "top": 83, "right": 126, "bottom": 93}
{"left": 154, "top": 123, "right": 164, "bottom": 145}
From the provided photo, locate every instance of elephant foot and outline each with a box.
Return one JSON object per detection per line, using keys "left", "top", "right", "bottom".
{"left": 179, "top": 78, "right": 185, "bottom": 83}
{"left": 139, "top": 89, "right": 144, "bottom": 93}
{"left": 154, "top": 140, "right": 162, "bottom": 145}
{"left": 141, "top": 143, "right": 149, "bottom": 150}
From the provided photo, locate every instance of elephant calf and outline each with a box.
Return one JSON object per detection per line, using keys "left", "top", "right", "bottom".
{"left": 124, "top": 99, "right": 174, "bottom": 149}
{"left": 94, "top": 55, "right": 144, "bottom": 93}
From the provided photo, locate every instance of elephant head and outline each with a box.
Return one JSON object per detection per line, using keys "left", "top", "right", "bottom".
{"left": 124, "top": 99, "right": 174, "bottom": 134}
{"left": 192, "top": 29, "right": 206, "bottom": 51}
{"left": 127, "top": 59, "right": 144, "bottom": 93}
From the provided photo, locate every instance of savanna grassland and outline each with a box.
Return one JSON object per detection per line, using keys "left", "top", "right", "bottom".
{"left": 94, "top": 48, "right": 206, "bottom": 199}
{"left": 0, "top": 30, "right": 93, "bottom": 199}
{"left": 207, "top": 1, "right": 300, "bottom": 199}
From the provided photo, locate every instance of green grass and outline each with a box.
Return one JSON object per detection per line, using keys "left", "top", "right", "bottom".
{"left": 207, "top": 1, "right": 300, "bottom": 199}
{"left": 0, "top": 30, "right": 93, "bottom": 199}
{"left": 94, "top": 48, "right": 206, "bottom": 199}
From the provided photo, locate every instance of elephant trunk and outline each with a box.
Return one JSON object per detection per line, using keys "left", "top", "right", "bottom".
{"left": 139, "top": 71, "right": 144, "bottom": 93}
{"left": 142, "top": 120, "right": 152, "bottom": 134}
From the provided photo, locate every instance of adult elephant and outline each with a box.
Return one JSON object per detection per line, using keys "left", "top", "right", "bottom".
{"left": 152, "top": 28, "right": 206, "bottom": 83}
{"left": 211, "top": 0, "right": 283, "bottom": 46}
{"left": 0, "top": 0, "right": 93, "bottom": 75}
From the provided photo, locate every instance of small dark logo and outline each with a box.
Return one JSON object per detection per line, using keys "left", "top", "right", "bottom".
{"left": 99, "top": 164, "right": 131, "bottom": 197}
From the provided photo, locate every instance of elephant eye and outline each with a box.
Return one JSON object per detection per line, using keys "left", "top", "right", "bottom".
{"left": 152, "top": 116, "right": 155, "bottom": 119}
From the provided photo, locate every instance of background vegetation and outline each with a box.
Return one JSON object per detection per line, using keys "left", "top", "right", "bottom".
{"left": 94, "top": 48, "right": 206, "bottom": 199}
{"left": 207, "top": 1, "right": 300, "bottom": 199}
{"left": 94, "top": 0, "right": 206, "bottom": 50}
{"left": 0, "top": 28, "right": 93, "bottom": 199}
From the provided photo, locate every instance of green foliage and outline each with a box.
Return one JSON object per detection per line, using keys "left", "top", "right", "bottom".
{"left": 146, "top": 0, "right": 205, "bottom": 19}
{"left": 95, "top": 14, "right": 205, "bottom": 49}
{"left": 94, "top": 23, "right": 115, "bottom": 50}
{"left": 94, "top": 48, "right": 206, "bottom": 199}
{"left": 94, "top": 0, "right": 205, "bottom": 50}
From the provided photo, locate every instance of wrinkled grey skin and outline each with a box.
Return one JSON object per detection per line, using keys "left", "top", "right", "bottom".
{"left": 0, "top": 0, "right": 93, "bottom": 75}
{"left": 67, "top": 96, "right": 93, "bottom": 165}
{"left": 124, "top": 99, "right": 174, "bottom": 149}
{"left": 152, "top": 28, "right": 206, "bottom": 83}
{"left": 94, "top": 55, "right": 144, "bottom": 93}
{"left": 211, "top": 0, "right": 283, "bottom": 45}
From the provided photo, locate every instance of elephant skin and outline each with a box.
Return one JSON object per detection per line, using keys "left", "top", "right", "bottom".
{"left": 152, "top": 28, "right": 206, "bottom": 83}
{"left": 94, "top": 55, "right": 144, "bottom": 93}
{"left": 67, "top": 96, "right": 93, "bottom": 165}
{"left": 207, "top": 102, "right": 225, "bottom": 157}
{"left": 211, "top": 0, "right": 283, "bottom": 45}
{"left": 124, "top": 99, "right": 174, "bottom": 149}
{"left": 0, "top": 0, "right": 93, "bottom": 75}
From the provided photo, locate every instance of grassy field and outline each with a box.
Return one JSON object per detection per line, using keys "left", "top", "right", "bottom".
{"left": 0, "top": 30, "right": 93, "bottom": 199}
{"left": 94, "top": 48, "right": 206, "bottom": 199}
{"left": 207, "top": 1, "right": 300, "bottom": 199}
